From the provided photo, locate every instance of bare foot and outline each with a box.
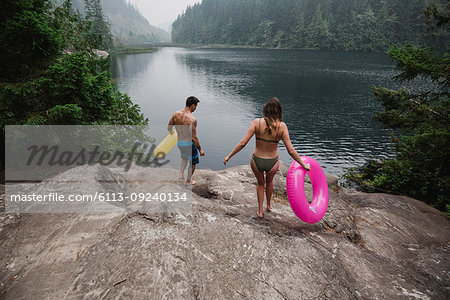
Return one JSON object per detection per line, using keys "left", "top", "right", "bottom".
{"left": 178, "top": 176, "right": 185, "bottom": 180}
{"left": 266, "top": 206, "right": 272, "bottom": 212}
{"left": 257, "top": 211, "right": 264, "bottom": 219}
{"left": 185, "top": 180, "right": 196, "bottom": 185}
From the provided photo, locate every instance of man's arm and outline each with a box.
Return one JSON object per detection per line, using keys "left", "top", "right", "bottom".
{"left": 167, "top": 114, "right": 175, "bottom": 133}
{"left": 191, "top": 119, "right": 202, "bottom": 150}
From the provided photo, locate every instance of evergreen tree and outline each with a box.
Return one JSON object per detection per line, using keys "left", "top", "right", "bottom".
{"left": 84, "top": 0, "right": 113, "bottom": 51}
{"left": 288, "top": 11, "right": 306, "bottom": 49}
{"left": 344, "top": 5, "right": 450, "bottom": 214}
{"left": 306, "top": 4, "right": 332, "bottom": 50}
{"left": 0, "top": 0, "right": 63, "bottom": 81}
{"left": 375, "top": 1, "right": 394, "bottom": 51}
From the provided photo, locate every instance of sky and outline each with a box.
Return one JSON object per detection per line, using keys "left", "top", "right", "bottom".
{"left": 126, "top": 0, "right": 200, "bottom": 28}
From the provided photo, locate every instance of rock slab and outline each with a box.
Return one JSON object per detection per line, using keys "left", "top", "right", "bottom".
{"left": 0, "top": 164, "right": 449, "bottom": 299}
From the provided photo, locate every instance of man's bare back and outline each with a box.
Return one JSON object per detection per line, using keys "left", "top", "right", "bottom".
{"left": 169, "top": 110, "right": 201, "bottom": 149}
{"left": 171, "top": 110, "right": 196, "bottom": 126}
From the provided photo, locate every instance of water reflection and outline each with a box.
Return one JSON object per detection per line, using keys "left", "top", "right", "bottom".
{"left": 112, "top": 48, "right": 401, "bottom": 175}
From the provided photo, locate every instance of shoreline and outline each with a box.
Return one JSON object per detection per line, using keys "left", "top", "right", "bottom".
{"left": 165, "top": 43, "right": 387, "bottom": 53}
{"left": 112, "top": 46, "right": 158, "bottom": 55}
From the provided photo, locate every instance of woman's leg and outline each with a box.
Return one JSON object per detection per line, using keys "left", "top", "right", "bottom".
{"left": 265, "top": 160, "right": 280, "bottom": 211}
{"left": 250, "top": 158, "right": 265, "bottom": 218}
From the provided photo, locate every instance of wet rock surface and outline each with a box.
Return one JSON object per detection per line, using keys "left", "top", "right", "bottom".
{"left": 0, "top": 164, "right": 449, "bottom": 299}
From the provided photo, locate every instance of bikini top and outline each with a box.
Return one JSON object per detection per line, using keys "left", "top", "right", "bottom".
{"left": 256, "top": 118, "right": 280, "bottom": 143}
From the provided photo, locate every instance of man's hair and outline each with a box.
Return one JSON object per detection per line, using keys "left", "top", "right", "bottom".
{"left": 186, "top": 96, "right": 200, "bottom": 107}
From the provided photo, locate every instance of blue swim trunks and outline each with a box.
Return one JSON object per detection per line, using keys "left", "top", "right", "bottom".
{"left": 177, "top": 140, "right": 199, "bottom": 165}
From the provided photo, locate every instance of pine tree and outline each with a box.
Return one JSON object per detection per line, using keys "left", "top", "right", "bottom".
{"left": 0, "top": 0, "right": 63, "bottom": 81}
{"left": 83, "top": 0, "right": 112, "bottom": 51}
{"left": 289, "top": 11, "right": 306, "bottom": 49}
{"left": 306, "top": 4, "right": 332, "bottom": 50}
{"left": 344, "top": 5, "right": 449, "bottom": 214}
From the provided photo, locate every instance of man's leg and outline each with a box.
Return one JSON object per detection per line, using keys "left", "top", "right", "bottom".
{"left": 186, "top": 144, "right": 199, "bottom": 185}
{"left": 179, "top": 159, "right": 188, "bottom": 179}
{"left": 178, "top": 143, "right": 191, "bottom": 180}
{"left": 186, "top": 163, "right": 196, "bottom": 184}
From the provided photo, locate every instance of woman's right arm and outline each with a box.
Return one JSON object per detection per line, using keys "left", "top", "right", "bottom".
{"left": 223, "top": 119, "right": 257, "bottom": 165}
{"left": 281, "top": 123, "right": 311, "bottom": 171}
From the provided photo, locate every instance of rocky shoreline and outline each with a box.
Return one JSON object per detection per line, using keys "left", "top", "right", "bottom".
{"left": 0, "top": 163, "right": 449, "bottom": 299}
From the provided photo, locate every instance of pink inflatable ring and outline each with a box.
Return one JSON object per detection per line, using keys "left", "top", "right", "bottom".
{"left": 286, "top": 156, "right": 329, "bottom": 224}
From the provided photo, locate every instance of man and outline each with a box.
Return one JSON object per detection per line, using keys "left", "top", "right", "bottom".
{"left": 168, "top": 96, "right": 205, "bottom": 185}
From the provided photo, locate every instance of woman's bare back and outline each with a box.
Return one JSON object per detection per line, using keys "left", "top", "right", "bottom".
{"left": 253, "top": 118, "right": 283, "bottom": 159}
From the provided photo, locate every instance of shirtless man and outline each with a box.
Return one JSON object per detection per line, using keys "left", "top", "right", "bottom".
{"left": 168, "top": 96, "right": 205, "bottom": 185}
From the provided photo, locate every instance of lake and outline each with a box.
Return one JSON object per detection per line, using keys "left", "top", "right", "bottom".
{"left": 112, "top": 47, "right": 400, "bottom": 176}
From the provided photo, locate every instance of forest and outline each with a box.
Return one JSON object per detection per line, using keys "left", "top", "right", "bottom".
{"left": 0, "top": 0, "right": 147, "bottom": 147}
{"left": 172, "top": 0, "right": 448, "bottom": 51}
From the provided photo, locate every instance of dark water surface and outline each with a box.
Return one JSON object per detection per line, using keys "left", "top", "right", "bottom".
{"left": 112, "top": 47, "right": 400, "bottom": 175}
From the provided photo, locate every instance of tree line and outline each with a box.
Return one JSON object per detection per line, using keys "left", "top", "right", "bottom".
{"left": 172, "top": 0, "right": 448, "bottom": 51}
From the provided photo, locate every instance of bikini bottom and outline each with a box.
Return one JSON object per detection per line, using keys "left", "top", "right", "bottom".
{"left": 252, "top": 154, "right": 279, "bottom": 172}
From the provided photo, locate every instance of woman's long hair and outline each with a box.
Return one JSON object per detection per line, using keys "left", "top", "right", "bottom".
{"left": 262, "top": 97, "right": 282, "bottom": 135}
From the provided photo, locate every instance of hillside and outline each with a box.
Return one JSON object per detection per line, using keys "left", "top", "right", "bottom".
{"left": 172, "top": 0, "right": 448, "bottom": 51}
{"left": 69, "top": 0, "right": 170, "bottom": 45}
{"left": 101, "top": 0, "right": 170, "bottom": 45}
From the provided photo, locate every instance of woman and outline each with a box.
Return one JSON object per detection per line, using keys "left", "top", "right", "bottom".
{"left": 223, "top": 97, "right": 311, "bottom": 218}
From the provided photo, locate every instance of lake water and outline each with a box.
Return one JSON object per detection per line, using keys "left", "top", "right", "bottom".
{"left": 112, "top": 47, "right": 400, "bottom": 176}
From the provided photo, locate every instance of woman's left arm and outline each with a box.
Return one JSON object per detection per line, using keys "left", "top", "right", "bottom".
{"left": 223, "top": 119, "right": 257, "bottom": 165}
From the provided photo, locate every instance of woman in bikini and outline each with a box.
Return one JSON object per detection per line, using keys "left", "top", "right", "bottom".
{"left": 223, "top": 97, "right": 311, "bottom": 218}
